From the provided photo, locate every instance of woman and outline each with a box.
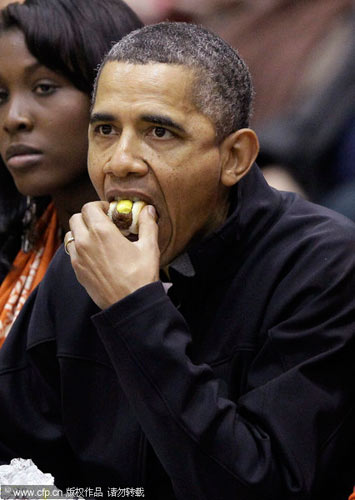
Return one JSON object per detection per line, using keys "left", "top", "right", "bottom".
{"left": 0, "top": 0, "right": 143, "bottom": 344}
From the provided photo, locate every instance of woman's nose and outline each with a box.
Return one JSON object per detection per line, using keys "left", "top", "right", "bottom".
{"left": 2, "top": 98, "right": 34, "bottom": 134}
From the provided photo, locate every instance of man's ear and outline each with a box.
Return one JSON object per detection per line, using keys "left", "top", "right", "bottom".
{"left": 220, "top": 128, "right": 259, "bottom": 187}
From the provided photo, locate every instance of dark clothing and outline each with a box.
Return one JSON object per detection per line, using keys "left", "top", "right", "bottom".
{"left": 0, "top": 165, "right": 355, "bottom": 499}
{"left": 0, "top": 160, "right": 24, "bottom": 281}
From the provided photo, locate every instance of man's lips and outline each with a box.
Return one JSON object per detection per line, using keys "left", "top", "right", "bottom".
{"left": 5, "top": 144, "right": 43, "bottom": 169}
{"left": 105, "top": 188, "right": 154, "bottom": 206}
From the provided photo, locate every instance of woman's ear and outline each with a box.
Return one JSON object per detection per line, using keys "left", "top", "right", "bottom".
{"left": 220, "top": 128, "right": 259, "bottom": 187}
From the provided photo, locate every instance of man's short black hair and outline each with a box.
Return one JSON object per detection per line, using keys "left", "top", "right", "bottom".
{"left": 95, "top": 22, "right": 254, "bottom": 142}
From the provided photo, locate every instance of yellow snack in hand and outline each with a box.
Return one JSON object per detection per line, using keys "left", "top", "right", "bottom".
{"left": 107, "top": 199, "right": 146, "bottom": 236}
{"left": 116, "top": 199, "right": 133, "bottom": 214}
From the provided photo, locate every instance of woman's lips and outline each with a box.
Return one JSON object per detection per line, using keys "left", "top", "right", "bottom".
{"left": 5, "top": 144, "right": 43, "bottom": 169}
{"left": 6, "top": 153, "right": 43, "bottom": 169}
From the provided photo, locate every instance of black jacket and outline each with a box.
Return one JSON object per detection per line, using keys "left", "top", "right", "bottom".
{"left": 1, "top": 165, "right": 355, "bottom": 499}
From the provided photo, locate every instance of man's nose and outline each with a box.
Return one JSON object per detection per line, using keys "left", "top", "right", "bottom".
{"left": 104, "top": 132, "right": 149, "bottom": 178}
{"left": 3, "top": 97, "right": 33, "bottom": 134}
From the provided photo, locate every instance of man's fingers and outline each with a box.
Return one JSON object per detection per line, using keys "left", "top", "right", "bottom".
{"left": 70, "top": 201, "right": 122, "bottom": 243}
{"left": 81, "top": 200, "right": 110, "bottom": 226}
{"left": 64, "top": 231, "right": 75, "bottom": 255}
{"left": 138, "top": 205, "right": 159, "bottom": 246}
{"left": 68, "top": 212, "right": 86, "bottom": 240}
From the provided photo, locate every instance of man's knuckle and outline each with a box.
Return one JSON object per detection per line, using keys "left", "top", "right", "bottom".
{"left": 82, "top": 202, "right": 92, "bottom": 212}
{"left": 91, "top": 222, "right": 109, "bottom": 238}
{"left": 74, "top": 238, "right": 87, "bottom": 253}
{"left": 69, "top": 213, "right": 80, "bottom": 225}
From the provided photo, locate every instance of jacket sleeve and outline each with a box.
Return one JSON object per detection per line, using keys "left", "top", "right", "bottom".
{"left": 92, "top": 256, "right": 355, "bottom": 500}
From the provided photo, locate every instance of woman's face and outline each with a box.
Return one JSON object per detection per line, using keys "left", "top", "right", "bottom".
{"left": 0, "top": 29, "right": 91, "bottom": 197}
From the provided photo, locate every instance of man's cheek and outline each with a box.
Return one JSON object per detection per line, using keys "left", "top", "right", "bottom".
{"left": 88, "top": 158, "right": 103, "bottom": 194}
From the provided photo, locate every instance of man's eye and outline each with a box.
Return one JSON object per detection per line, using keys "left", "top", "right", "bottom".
{"left": 151, "top": 127, "right": 173, "bottom": 139}
{"left": 97, "top": 124, "right": 113, "bottom": 135}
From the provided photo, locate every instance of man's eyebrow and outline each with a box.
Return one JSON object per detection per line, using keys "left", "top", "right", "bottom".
{"left": 89, "top": 112, "right": 186, "bottom": 133}
{"left": 141, "top": 114, "right": 185, "bottom": 133}
{"left": 90, "top": 112, "right": 116, "bottom": 124}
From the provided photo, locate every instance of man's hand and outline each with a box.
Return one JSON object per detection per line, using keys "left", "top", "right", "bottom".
{"left": 65, "top": 201, "right": 160, "bottom": 309}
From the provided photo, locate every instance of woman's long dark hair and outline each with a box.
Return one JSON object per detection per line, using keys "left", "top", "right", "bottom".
{"left": 0, "top": 0, "right": 143, "bottom": 279}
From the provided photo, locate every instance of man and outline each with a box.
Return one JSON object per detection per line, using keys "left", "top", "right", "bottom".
{"left": 0, "top": 22, "right": 355, "bottom": 500}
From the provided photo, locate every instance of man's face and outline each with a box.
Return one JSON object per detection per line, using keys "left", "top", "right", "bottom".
{"left": 88, "top": 62, "right": 230, "bottom": 266}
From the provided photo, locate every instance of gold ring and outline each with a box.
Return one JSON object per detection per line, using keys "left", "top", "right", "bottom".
{"left": 64, "top": 235, "right": 75, "bottom": 255}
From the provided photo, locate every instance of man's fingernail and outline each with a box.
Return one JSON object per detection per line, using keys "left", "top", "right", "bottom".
{"left": 147, "top": 205, "right": 156, "bottom": 219}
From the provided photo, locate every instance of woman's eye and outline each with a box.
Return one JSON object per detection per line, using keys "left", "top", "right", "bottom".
{"left": 34, "top": 83, "right": 57, "bottom": 95}
{"left": 97, "top": 124, "right": 113, "bottom": 135}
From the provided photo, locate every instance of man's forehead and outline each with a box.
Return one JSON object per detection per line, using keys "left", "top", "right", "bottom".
{"left": 96, "top": 61, "right": 196, "bottom": 95}
{"left": 94, "top": 61, "right": 198, "bottom": 113}
{"left": 100, "top": 59, "right": 194, "bottom": 75}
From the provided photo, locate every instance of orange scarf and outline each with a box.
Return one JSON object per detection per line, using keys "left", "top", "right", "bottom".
{"left": 0, "top": 203, "right": 60, "bottom": 347}
{"left": 349, "top": 487, "right": 355, "bottom": 500}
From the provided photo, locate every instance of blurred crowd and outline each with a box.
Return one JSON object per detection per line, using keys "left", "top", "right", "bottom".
{"left": 125, "top": 0, "right": 355, "bottom": 220}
